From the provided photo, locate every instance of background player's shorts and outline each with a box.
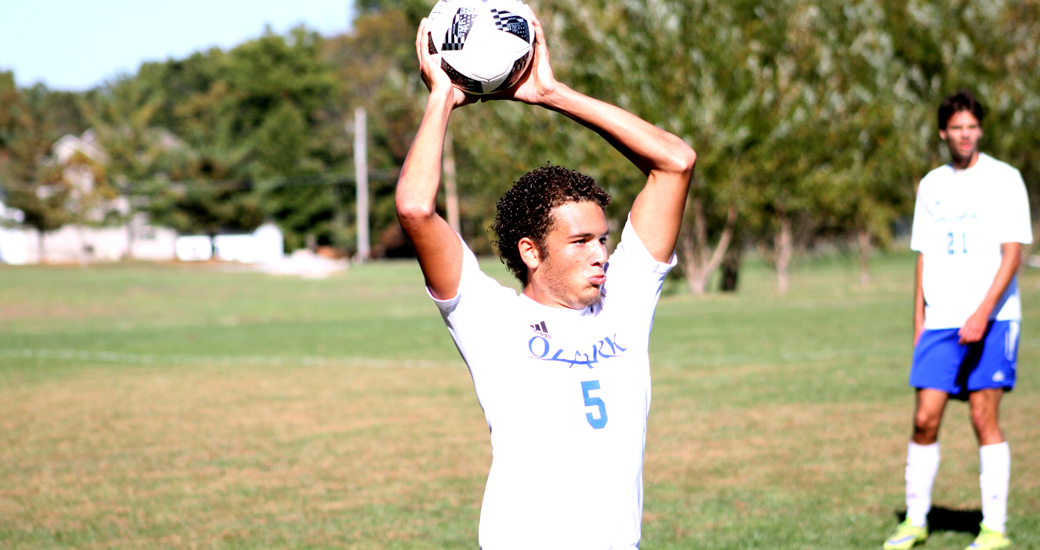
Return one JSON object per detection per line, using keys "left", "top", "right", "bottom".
{"left": 910, "top": 320, "right": 1018, "bottom": 399}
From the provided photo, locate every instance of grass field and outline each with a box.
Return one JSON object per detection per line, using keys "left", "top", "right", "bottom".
{"left": 1, "top": 252, "right": 1038, "bottom": 549}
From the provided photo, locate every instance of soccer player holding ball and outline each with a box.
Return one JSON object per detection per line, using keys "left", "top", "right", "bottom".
{"left": 883, "top": 90, "right": 1031, "bottom": 550}
{"left": 395, "top": 6, "right": 696, "bottom": 549}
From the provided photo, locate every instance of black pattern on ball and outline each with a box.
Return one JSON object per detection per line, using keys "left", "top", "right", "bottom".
{"left": 441, "top": 59, "right": 484, "bottom": 94}
{"left": 490, "top": 9, "right": 530, "bottom": 42}
{"left": 491, "top": 55, "right": 530, "bottom": 93}
{"left": 441, "top": 7, "right": 479, "bottom": 51}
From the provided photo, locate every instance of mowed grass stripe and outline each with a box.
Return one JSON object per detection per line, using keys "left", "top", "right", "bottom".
{"left": 0, "top": 348, "right": 453, "bottom": 368}
{"left": 1, "top": 345, "right": 901, "bottom": 369}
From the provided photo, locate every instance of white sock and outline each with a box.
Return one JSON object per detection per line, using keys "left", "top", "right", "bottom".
{"left": 905, "top": 441, "right": 940, "bottom": 527}
{"left": 980, "top": 442, "right": 1010, "bottom": 533}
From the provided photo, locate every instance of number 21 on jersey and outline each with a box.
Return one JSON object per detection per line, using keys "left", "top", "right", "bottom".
{"left": 947, "top": 231, "right": 967, "bottom": 255}
{"left": 581, "top": 380, "right": 608, "bottom": 429}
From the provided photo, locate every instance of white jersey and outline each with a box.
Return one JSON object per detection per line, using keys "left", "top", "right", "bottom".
{"left": 910, "top": 153, "right": 1033, "bottom": 329}
{"left": 430, "top": 218, "right": 675, "bottom": 550}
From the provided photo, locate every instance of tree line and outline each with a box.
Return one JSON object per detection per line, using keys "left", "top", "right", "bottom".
{"left": 1, "top": 0, "right": 1038, "bottom": 291}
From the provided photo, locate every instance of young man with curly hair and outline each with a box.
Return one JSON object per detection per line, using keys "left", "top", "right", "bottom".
{"left": 883, "top": 90, "right": 1031, "bottom": 550}
{"left": 395, "top": 9, "right": 695, "bottom": 550}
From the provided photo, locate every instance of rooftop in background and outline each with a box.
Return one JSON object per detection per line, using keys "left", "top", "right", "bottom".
{"left": 0, "top": 0, "right": 353, "bottom": 91}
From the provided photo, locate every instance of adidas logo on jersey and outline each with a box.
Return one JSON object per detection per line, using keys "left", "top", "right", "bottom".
{"left": 993, "top": 370, "right": 1005, "bottom": 383}
{"left": 530, "top": 320, "right": 550, "bottom": 339}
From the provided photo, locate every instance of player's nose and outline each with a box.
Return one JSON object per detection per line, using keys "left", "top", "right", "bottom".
{"left": 591, "top": 242, "right": 608, "bottom": 265}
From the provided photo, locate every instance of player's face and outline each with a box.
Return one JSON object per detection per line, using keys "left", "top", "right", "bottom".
{"left": 535, "top": 201, "right": 609, "bottom": 309}
{"left": 940, "top": 110, "right": 982, "bottom": 165}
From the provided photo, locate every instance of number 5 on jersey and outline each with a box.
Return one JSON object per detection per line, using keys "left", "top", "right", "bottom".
{"left": 581, "top": 380, "right": 608, "bottom": 429}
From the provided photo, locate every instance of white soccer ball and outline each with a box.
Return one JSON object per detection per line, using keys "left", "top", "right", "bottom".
{"left": 427, "top": 0, "right": 534, "bottom": 95}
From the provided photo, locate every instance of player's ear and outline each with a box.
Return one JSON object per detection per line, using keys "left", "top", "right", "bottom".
{"left": 519, "top": 237, "right": 540, "bottom": 270}
{"left": 939, "top": 129, "right": 948, "bottom": 141}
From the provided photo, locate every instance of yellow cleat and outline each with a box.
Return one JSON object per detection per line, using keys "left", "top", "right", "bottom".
{"left": 967, "top": 524, "right": 1011, "bottom": 550}
{"left": 883, "top": 518, "right": 928, "bottom": 550}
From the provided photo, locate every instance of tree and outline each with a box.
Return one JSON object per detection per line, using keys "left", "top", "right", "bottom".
{"left": 131, "top": 26, "right": 344, "bottom": 246}
{"left": 0, "top": 75, "right": 83, "bottom": 260}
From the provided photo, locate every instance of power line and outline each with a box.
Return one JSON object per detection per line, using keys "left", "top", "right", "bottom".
{"left": 0, "top": 168, "right": 402, "bottom": 195}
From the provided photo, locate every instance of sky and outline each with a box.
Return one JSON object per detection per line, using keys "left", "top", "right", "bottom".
{"left": 0, "top": 0, "right": 354, "bottom": 91}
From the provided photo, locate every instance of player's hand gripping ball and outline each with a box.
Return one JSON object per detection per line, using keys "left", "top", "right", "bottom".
{"left": 426, "top": 0, "right": 534, "bottom": 95}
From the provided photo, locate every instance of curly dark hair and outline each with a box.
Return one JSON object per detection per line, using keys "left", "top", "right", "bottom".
{"left": 491, "top": 164, "right": 611, "bottom": 286}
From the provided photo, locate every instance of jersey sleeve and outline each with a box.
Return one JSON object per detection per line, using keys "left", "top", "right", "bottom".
{"left": 995, "top": 168, "right": 1033, "bottom": 245}
{"left": 428, "top": 234, "right": 515, "bottom": 316}
{"left": 910, "top": 178, "right": 930, "bottom": 253}
{"left": 601, "top": 215, "right": 677, "bottom": 329}
{"left": 427, "top": 235, "right": 517, "bottom": 382}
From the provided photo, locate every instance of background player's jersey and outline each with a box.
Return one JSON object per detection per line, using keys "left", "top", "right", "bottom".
{"left": 911, "top": 153, "right": 1032, "bottom": 329}
{"left": 430, "top": 218, "right": 675, "bottom": 550}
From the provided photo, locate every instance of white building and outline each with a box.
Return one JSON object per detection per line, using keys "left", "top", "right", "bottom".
{"left": 0, "top": 130, "right": 180, "bottom": 264}
{"left": 175, "top": 223, "right": 285, "bottom": 264}
{"left": 1, "top": 130, "right": 289, "bottom": 266}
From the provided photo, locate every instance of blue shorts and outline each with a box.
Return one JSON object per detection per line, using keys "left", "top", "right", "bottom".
{"left": 910, "top": 320, "right": 1019, "bottom": 400}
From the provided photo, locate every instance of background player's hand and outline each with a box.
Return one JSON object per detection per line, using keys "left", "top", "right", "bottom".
{"left": 958, "top": 310, "right": 989, "bottom": 344}
{"left": 483, "top": 7, "right": 559, "bottom": 105}
{"left": 416, "top": 18, "right": 475, "bottom": 109}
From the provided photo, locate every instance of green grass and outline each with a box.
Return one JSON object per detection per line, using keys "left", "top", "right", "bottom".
{"left": 1, "top": 253, "right": 1038, "bottom": 549}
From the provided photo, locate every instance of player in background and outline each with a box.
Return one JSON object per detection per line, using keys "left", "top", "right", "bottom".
{"left": 883, "top": 90, "right": 1031, "bottom": 550}
{"left": 395, "top": 8, "right": 696, "bottom": 550}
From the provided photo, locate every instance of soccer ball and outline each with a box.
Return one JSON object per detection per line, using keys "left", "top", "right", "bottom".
{"left": 426, "top": 0, "right": 534, "bottom": 95}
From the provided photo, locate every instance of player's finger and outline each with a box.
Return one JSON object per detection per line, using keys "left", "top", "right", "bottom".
{"left": 415, "top": 18, "right": 428, "bottom": 62}
{"left": 524, "top": 5, "right": 538, "bottom": 29}
{"left": 529, "top": 11, "right": 552, "bottom": 70}
{"left": 527, "top": 6, "right": 545, "bottom": 47}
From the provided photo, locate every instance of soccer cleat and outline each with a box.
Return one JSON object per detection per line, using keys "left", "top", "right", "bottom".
{"left": 966, "top": 524, "right": 1011, "bottom": 550}
{"left": 883, "top": 518, "right": 928, "bottom": 550}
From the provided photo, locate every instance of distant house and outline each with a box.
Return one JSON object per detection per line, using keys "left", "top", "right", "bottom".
{"left": 0, "top": 130, "right": 287, "bottom": 266}
{"left": 53, "top": 129, "right": 107, "bottom": 169}
{"left": 0, "top": 130, "right": 178, "bottom": 264}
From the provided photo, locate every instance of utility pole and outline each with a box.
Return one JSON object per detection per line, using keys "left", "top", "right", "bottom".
{"left": 353, "top": 107, "right": 370, "bottom": 262}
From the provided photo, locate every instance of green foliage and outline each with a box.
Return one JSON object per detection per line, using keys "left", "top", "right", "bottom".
{"left": 126, "top": 26, "right": 346, "bottom": 242}
{"left": 0, "top": 73, "right": 86, "bottom": 241}
{"left": 5, "top": 1, "right": 1040, "bottom": 276}
{"left": 355, "top": 0, "right": 430, "bottom": 27}
{"left": 454, "top": 0, "right": 1040, "bottom": 288}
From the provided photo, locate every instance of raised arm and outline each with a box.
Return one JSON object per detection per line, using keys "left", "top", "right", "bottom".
{"left": 546, "top": 88, "right": 696, "bottom": 262}
{"left": 499, "top": 13, "right": 697, "bottom": 262}
{"left": 395, "top": 20, "right": 475, "bottom": 300}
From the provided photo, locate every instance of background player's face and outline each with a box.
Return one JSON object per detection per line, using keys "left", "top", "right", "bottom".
{"left": 535, "top": 201, "right": 609, "bottom": 309}
{"left": 939, "top": 110, "right": 982, "bottom": 164}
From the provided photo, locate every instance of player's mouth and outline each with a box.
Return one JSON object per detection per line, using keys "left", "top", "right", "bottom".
{"left": 588, "top": 274, "right": 606, "bottom": 286}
